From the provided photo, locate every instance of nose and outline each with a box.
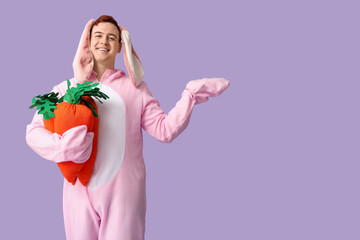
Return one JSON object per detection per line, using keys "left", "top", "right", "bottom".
{"left": 100, "top": 37, "right": 108, "bottom": 45}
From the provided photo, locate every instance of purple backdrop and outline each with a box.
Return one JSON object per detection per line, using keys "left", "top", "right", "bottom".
{"left": 1, "top": 0, "right": 359, "bottom": 239}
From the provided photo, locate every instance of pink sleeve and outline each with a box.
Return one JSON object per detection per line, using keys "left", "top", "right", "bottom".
{"left": 26, "top": 110, "right": 62, "bottom": 162}
{"left": 141, "top": 82, "right": 196, "bottom": 143}
{"left": 25, "top": 85, "right": 93, "bottom": 163}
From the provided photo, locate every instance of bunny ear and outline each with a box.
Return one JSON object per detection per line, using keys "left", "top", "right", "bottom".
{"left": 73, "top": 19, "right": 95, "bottom": 83}
{"left": 120, "top": 26, "right": 144, "bottom": 87}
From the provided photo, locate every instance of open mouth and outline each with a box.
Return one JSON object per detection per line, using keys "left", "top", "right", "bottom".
{"left": 97, "top": 48, "right": 110, "bottom": 52}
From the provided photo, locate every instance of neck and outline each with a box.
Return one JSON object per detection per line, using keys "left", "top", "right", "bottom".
{"left": 93, "top": 61, "right": 115, "bottom": 81}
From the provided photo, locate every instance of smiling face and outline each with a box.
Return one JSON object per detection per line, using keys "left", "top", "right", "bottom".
{"left": 90, "top": 22, "right": 122, "bottom": 65}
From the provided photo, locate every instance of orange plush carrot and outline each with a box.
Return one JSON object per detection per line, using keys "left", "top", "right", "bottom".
{"left": 30, "top": 80, "right": 108, "bottom": 186}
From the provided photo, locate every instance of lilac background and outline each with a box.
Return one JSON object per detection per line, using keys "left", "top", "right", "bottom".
{"left": 1, "top": 0, "right": 359, "bottom": 239}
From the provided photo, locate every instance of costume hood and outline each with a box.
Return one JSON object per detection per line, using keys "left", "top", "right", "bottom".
{"left": 73, "top": 19, "right": 144, "bottom": 87}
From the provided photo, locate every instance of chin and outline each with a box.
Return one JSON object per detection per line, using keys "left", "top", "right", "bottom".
{"left": 93, "top": 56, "right": 115, "bottom": 65}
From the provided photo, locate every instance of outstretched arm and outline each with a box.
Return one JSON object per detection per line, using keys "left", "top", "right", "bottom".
{"left": 141, "top": 78, "right": 230, "bottom": 143}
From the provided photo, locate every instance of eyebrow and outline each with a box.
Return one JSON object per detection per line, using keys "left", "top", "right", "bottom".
{"left": 93, "top": 31, "right": 118, "bottom": 39}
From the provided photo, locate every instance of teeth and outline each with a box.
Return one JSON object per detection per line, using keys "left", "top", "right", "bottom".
{"left": 98, "top": 48, "right": 109, "bottom": 51}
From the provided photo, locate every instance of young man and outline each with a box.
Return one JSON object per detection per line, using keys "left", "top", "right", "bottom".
{"left": 26, "top": 15, "right": 229, "bottom": 240}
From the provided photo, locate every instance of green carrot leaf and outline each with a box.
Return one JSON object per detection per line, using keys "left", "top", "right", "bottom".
{"left": 30, "top": 79, "right": 110, "bottom": 119}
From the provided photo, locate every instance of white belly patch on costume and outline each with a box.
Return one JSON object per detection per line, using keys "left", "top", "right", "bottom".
{"left": 88, "top": 83, "right": 126, "bottom": 190}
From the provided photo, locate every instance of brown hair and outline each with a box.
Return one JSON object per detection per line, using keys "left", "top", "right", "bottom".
{"left": 90, "top": 15, "right": 121, "bottom": 42}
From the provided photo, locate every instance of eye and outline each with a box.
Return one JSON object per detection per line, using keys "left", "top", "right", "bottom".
{"left": 95, "top": 35, "right": 102, "bottom": 38}
{"left": 109, "top": 37, "right": 115, "bottom": 41}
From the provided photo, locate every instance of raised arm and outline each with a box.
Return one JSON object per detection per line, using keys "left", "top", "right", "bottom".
{"left": 141, "top": 78, "right": 230, "bottom": 143}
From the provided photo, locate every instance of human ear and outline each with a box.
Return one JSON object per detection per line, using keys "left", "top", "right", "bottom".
{"left": 117, "top": 42, "right": 122, "bottom": 53}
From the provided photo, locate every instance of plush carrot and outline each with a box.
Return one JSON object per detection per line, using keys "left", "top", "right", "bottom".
{"left": 29, "top": 80, "right": 109, "bottom": 186}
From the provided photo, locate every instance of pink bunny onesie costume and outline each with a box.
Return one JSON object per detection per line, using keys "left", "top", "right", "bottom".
{"left": 26, "top": 18, "right": 229, "bottom": 240}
